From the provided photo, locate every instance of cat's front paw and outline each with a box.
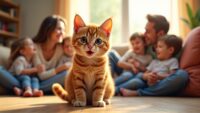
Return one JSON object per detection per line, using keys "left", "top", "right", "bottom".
{"left": 104, "top": 99, "right": 111, "bottom": 105}
{"left": 93, "top": 101, "right": 106, "bottom": 107}
{"left": 73, "top": 100, "right": 86, "bottom": 107}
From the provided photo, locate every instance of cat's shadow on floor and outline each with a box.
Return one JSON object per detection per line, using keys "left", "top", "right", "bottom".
{"left": 1, "top": 102, "right": 109, "bottom": 113}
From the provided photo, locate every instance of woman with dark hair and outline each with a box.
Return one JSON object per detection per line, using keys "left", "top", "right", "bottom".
{"left": 0, "top": 15, "right": 68, "bottom": 94}
{"left": 32, "top": 15, "right": 68, "bottom": 93}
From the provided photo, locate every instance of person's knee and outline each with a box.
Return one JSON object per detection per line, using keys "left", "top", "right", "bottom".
{"left": 21, "top": 76, "right": 31, "bottom": 81}
{"left": 130, "top": 78, "right": 146, "bottom": 88}
{"left": 61, "top": 70, "right": 67, "bottom": 76}
{"left": 108, "top": 50, "right": 114, "bottom": 56}
{"left": 135, "top": 73, "right": 144, "bottom": 79}
{"left": 108, "top": 50, "right": 120, "bottom": 59}
{"left": 175, "top": 69, "right": 189, "bottom": 82}
{"left": 121, "top": 71, "right": 133, "bottom": 77}
{"left": 0, "top": 68, "right": 13, "bottom": 77}
{"left": 57, "top": 71, "right": 67, "bottom": 79}
{"left": 32, "top": 77, "right": 39, "bottom": 83}
{"left": 136, "top": 79, "right": 146, "bottom": 87}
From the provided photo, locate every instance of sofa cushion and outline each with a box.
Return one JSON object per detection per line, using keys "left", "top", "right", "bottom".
{"left": 0, "top": 46, "right": 10, "bottom": 68}
{"left": 112, "top": 45, "right": 129, "bottom": 56}
{"left": 180, "top": 27, "right": 200, "bottom": 96}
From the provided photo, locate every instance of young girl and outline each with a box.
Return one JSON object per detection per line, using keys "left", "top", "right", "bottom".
{"left": 120, "top": 35, "right": 183, "bottom": 96}
{"left": 8, "top": 37, "right": 45, "bottom": 97}
{"left": 57, "top": 36, "right": 74, "bottom": 68}
{"left": 115, "top": 33, "right": 152, "bottom": 95}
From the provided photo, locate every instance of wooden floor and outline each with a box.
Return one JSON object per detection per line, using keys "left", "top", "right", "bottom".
{"left": 0, "top": 95, "right": 200, "bottom": 113}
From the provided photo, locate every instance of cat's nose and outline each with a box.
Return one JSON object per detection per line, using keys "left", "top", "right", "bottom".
{"left": 87, "top": 44, "right": 93, "bottom": 49}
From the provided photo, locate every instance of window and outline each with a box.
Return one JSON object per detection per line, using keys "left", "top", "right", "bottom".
{"left": 90, "top": 0, "right": 122, "bottom": 45}
{"left": 129, "top": 0, "right": 179, "bottom": 38}
{"left": 72, "top": 0, "right": 179, "bottom": 45}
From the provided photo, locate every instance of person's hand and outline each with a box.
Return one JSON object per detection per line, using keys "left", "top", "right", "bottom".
{"left": 133, "top": 60, "right": 141, "bottom": 68}
{"left": 55, "top": 64, "right": 68, "bottom": 74}
{"left": 147, "top": 72, "right": 158, "bottom": 86}
{"left": 127, "top": 59, "right": 135, "bottom": 64}
{"left": 65, "top": 62, "right": 72, "bottom": 69}
{"left": 37, "top": 64, "right": 45, "bottom": 73}
{"left": 61, "top": 64, "right": 68, "bottom": 70}
{"left": 55, "top": 62, "right": 72, "bottom": 74}
{"left": 131, "top": 65, "right": 138, "bottom": 74}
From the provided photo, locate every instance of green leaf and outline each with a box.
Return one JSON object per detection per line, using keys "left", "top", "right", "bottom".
{"left": 186, "top": 3, "right": 195, "bottom": 28}
{"left": 181, "top": 18, "right": 192, "bottom": 29}
{"left": 195, "top": 8, "right": 200, "bottom": 21}
{"left": 180, "top": 18, "right": 190, "bottom": 24}
{"left": 194, "top": 8, "right": 200, "bottom": 27}
{"left": 193, "top": 19, "right": 199, "bottom": 28}
{"left": 180, "top": 2, "right": 200, "bottom": 29}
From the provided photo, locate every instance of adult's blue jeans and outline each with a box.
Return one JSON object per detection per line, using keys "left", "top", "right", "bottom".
{"left": 0, "top": 67, "right": 66, "bottom": 93}
{"left": 40, "top": 71, "right": 66, "bottom": 93}
{"left": 137, "top": 69, "right": 188, "bottom": 96}
{"left": 115, "top": 72, "right": 147, "bottom": 94}
{"left": 108, "top": 50, "right": 123, "bottom": 76}
{"left": 115, "top": 71, "right": 135, "bottom": 86}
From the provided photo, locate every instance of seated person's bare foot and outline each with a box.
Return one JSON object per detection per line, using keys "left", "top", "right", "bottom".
{"left": 120, "top": 88, "right": 138, "bottom": 97}
{"left": 23, "top": 87, "right": 33, "bottom": 97}
{"left": 13, "top": 87, "right": 22, "bottom": 96}
{"left": 33, "top": 89, "right": 44, "bottom": 97}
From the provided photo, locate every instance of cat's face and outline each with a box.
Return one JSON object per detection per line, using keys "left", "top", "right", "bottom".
{"left": 72, "top": 14, "right": 112, "bottom": 58}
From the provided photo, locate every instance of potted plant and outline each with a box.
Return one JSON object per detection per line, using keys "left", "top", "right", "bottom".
{"left": 181, "top": 2, "right": 200, "bottom": 29}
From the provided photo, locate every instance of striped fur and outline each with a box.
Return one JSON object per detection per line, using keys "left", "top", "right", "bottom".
{"left": 52, "top": 14, "right": 114, "bottom": 107}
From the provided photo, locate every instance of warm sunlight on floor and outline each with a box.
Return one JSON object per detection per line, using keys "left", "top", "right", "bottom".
{"left": 0, "top": 96, "right": 200, "bottom": 113}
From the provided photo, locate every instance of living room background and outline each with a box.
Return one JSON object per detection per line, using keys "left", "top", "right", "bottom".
{"left": 12, "top": 0, "right": 200, "bottom": 46}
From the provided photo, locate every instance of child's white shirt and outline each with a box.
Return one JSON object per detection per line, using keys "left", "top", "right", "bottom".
{"left": 147, "top": 58, "right": 179, "bottom": 75}
{"left": 120, "top": 50, "right": 152, "bottom": 66}
{"left": 9, "top": 56, "right": 32, "bottom": 75}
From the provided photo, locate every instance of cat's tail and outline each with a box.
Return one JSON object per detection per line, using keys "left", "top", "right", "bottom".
{"left": 52, "top": 83, "right": 69, "bottom": 101}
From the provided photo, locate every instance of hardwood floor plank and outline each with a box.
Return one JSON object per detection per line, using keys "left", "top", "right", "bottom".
{"left": 0, "top": 96, "right": 199, "bottom": 113}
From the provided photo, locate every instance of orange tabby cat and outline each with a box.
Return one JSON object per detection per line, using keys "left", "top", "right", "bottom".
{"left": 52, "top": 14, "right": 114, "bottom": 107}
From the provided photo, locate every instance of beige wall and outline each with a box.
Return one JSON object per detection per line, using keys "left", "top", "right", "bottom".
{"left": 14, "top": 0, "right": 54, "bottom": 38}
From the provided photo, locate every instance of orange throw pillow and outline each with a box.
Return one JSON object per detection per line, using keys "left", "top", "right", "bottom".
{"left": 180, "top": 27, "right": 200, "bottom": 96}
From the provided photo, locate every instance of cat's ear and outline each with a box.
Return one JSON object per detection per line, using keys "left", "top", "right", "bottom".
{"left": 74, "top": 14, "right": 86, "bottom": 33}
{"left": 100, "top": 18, "right": 112, "bottom": 37}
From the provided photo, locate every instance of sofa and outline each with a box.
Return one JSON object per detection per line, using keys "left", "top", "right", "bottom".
{"left": 0, "top": 27, "right": 200, "bottom": 96}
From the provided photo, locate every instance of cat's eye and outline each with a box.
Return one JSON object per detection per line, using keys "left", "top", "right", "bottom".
{"left": 95, "top": 38, "right": 103, "bottom": 45}
{"left": 79, "top": 36, "right": 87, "bottom": 44}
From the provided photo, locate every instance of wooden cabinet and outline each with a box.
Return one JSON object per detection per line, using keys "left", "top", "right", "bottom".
{"left": 0, "top": 0, "right": 20, "bottom": 41}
